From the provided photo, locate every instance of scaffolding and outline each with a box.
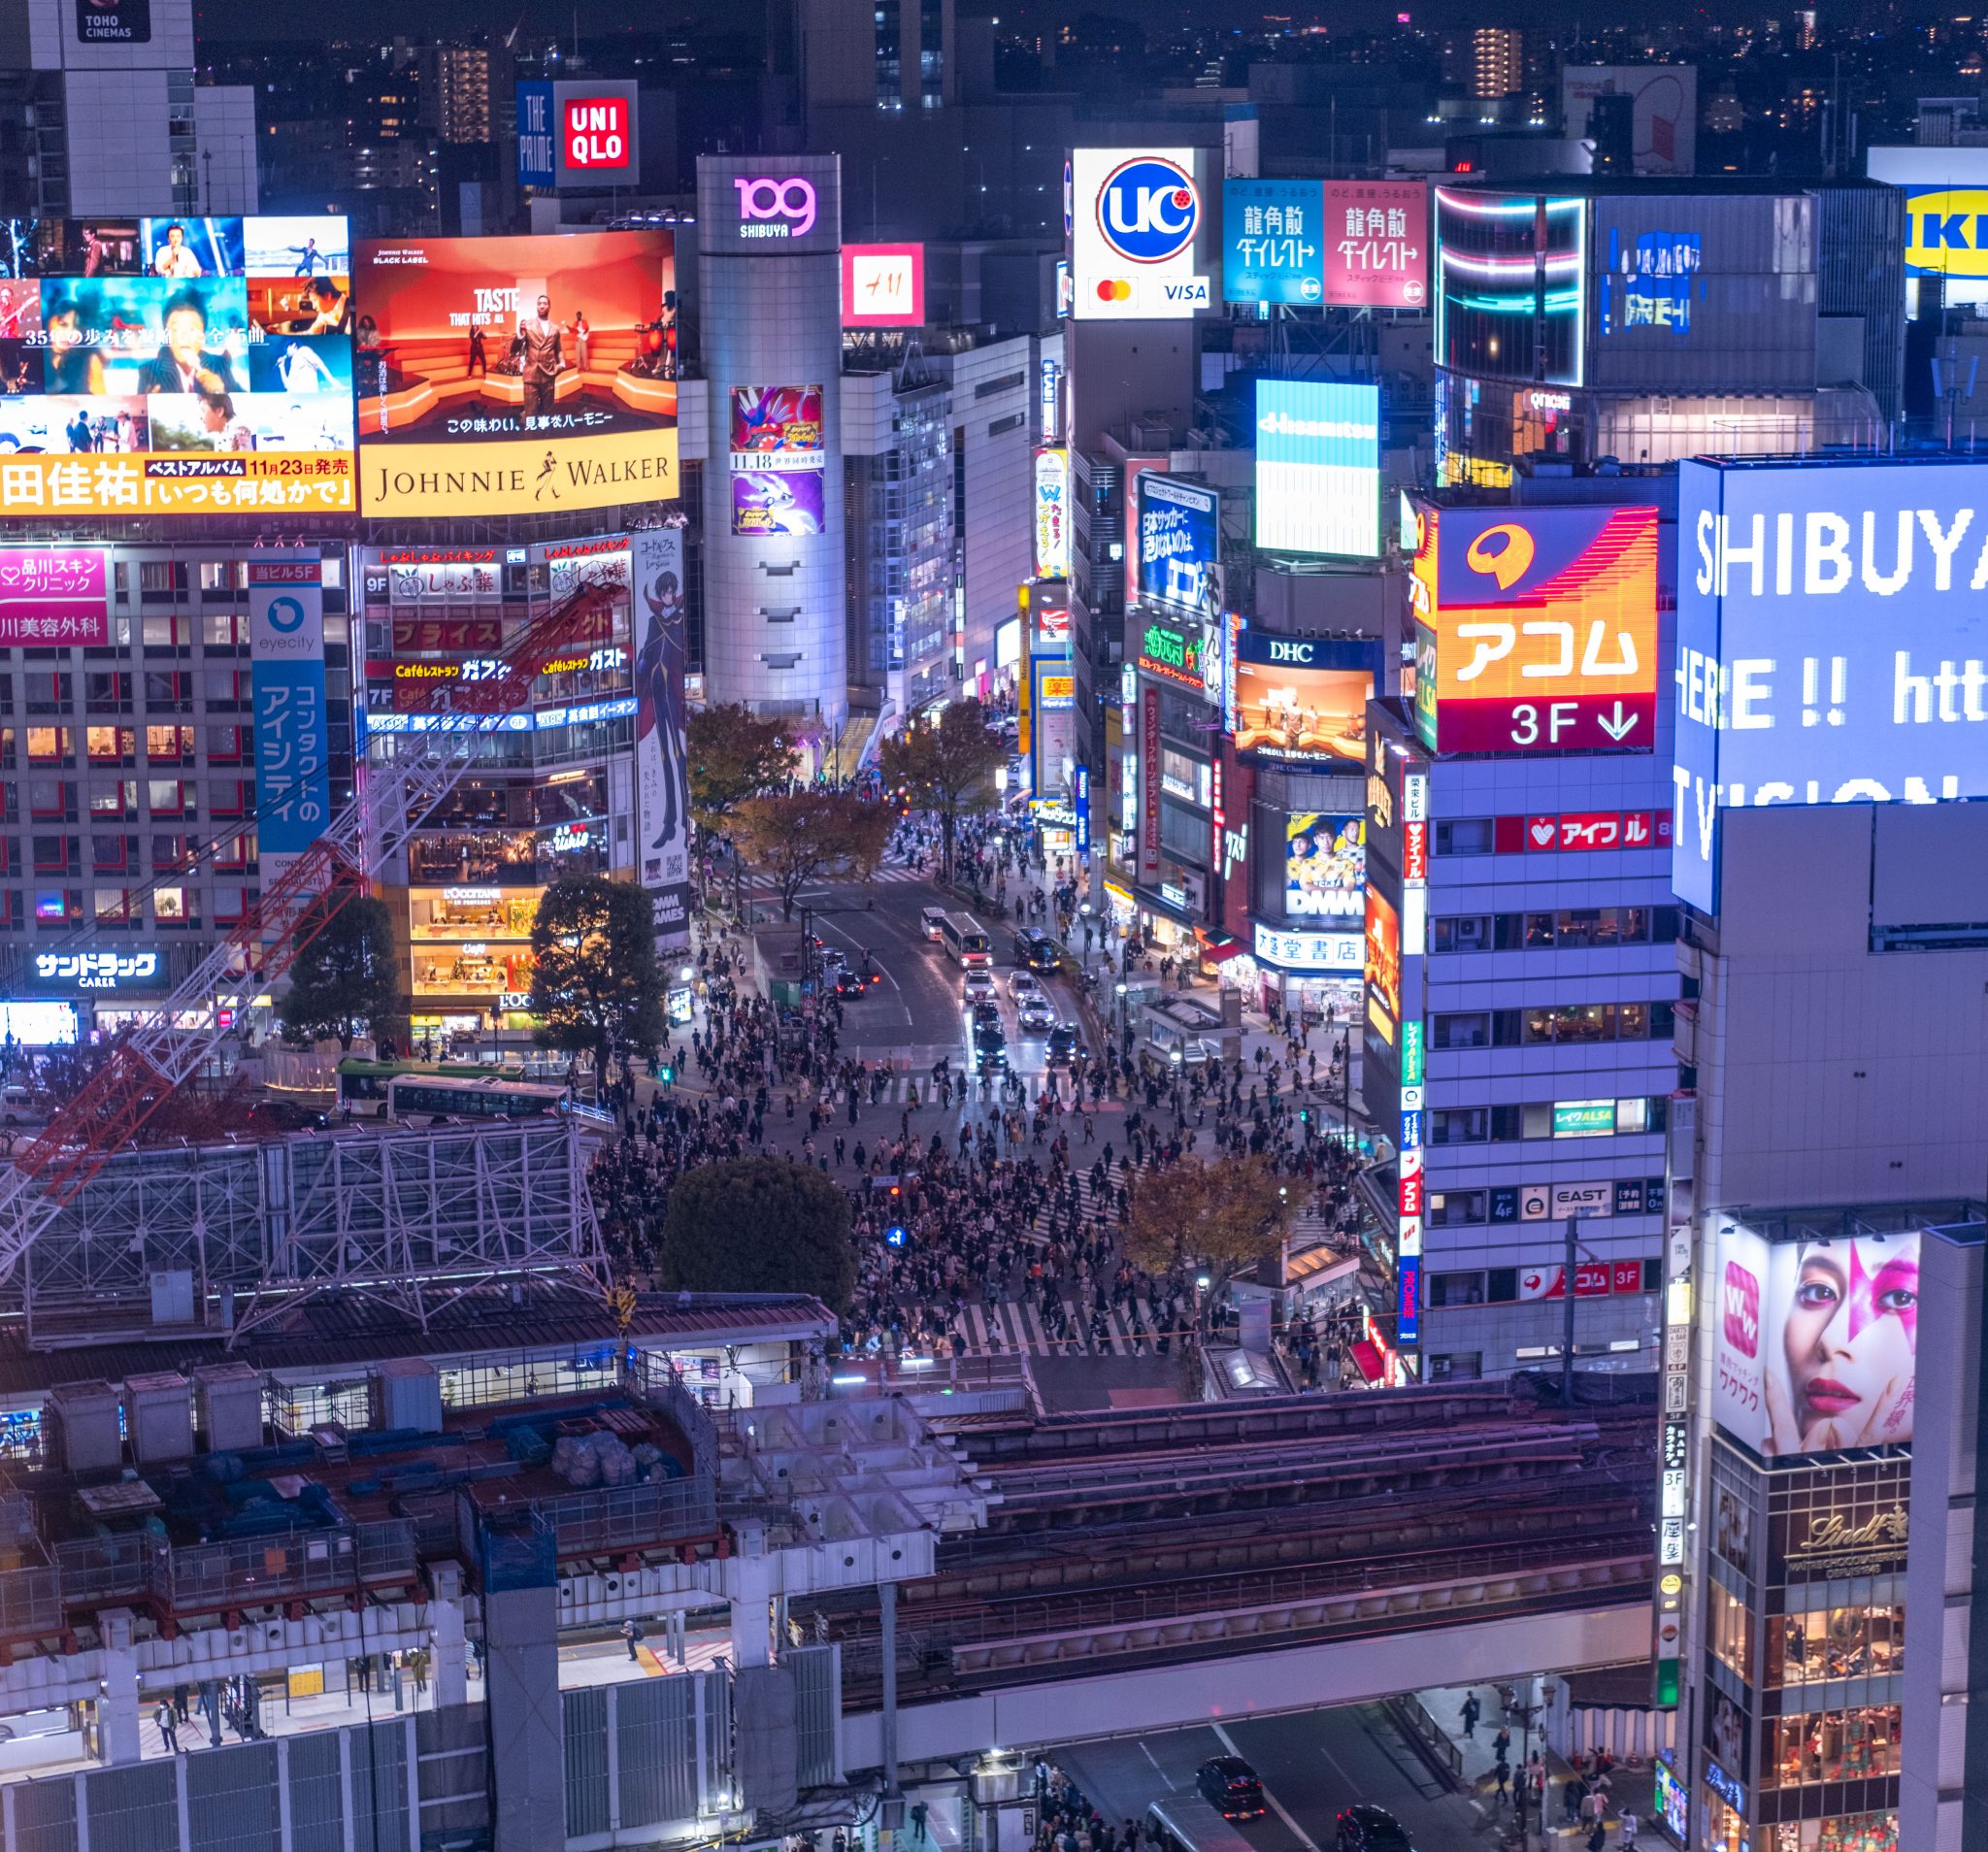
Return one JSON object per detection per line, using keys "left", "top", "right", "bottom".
{"left": 7, "top": 1118, "right": 609, "bottom": 1343}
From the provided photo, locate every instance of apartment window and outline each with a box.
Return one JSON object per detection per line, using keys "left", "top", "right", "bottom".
{"left": 153, "top": 885, "right": 189, "bottom": 922}
{"left": 31, "top": 835, "right": 71, "bottom": 873}
{"left": 203, "top": 611, "right": 248, "bottom": 646}
{"left": 1433, "top": 915, "right": 1491, "bottom": 953}
{"left": 83, "top": 672, "right": 129, "bottom": 711}
{"left": 86, "top": 726, "right": 134, "bottom": 765}
{"left": 92, "top": 887, "right": 134, "bottom": 924}
{"left": 146, "top": 724, "right": 195, "bottom": 762}
{"left": 974, "top": 371, "right": 1026, "bottom": 399}
{"left": 90, "top": 835, "right": 129, "bottom": 873}
{"left": 0, "top": 892, "right": 21, "bottom": 931}
{"left": 138, "top": 561, "right": 177, "bottom": 595}
{"left": 203, "top": 670, "right": 248, "bottom": 709}
{"left": 1429, "top": 1107, "right": 1488, "bottom": 1144}
{"left": 1432, "top": 1012, "right": 1488, "bottom": 1050}
{"left": 210, "top": 780, "right": 250, "bottom": 817}
{"left": 208, "top": 725, "right": 247, "bottom": 762}
{"left": 213, "top": 884, "right": 250, "bottom": 926}
{"left": 34, "top": 890, "right": 79, "bottom": 924}
{"left": 90, "top": 781, "right": 138, "bottom": 820}
{"left": 214, "top": 830, "right": 250, "bottom": 871}
{"left": 27, "top": 779, "right": 67, "bottom": 820}
{"left": 26, "top": 727, "right": 71, "bottom": 764}
{"left": 1429, "top": 1270, "right": 1488, "bottom": 1306}
{"left": 148, "top": 779, "right": 187, "bottom": 816}
{"left": 23, "top": 672, "right": 71, "bottom": 713}
{"left": 1426, "top": 1191, "right": 1486, "bottom": 1229}
{"left": 151, "top": 835, "right": 193, "bottom": 872}
{"left": 1434, "top": 817, "right": 1494, "bottom": 855}
{"left": 142, "top": 614, "right": 190, "bottom": 647}
{"left": 144, "top": 671, "right": 189, "bottom": 708}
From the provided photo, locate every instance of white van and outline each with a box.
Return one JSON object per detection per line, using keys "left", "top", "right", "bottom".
{"left": 0, "top": 1086, "right": 44, "bottom": 1128}
{"left": 919, "top": 905, "right": 949, "bottom": 943}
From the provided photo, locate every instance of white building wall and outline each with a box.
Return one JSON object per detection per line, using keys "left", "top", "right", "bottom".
{"left": 62, "top": 68, "right": 176, "bottom": 214}
{"left": 192, "top": 84, "right": 259, "bottom": 214}
{"left": 931, "top": 337, "right": 1032, "bottom": 694}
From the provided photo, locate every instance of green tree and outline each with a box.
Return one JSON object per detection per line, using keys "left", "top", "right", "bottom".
{"left": 1122, "top": 1153, "right": 1295, "bottom": 1347}
{"left": 658, "top": 1157, "right": 857, "bottom": 1309}
{"left": 730, "top": 790, "right": 891, "bottom": 920}
{"left": 527, "top": 876, "right": 666, "bottom": 1074}
{"left": 279, "top": 891, "right": 401, "bottom": 1053}
{"left": 878, "top": 698, "right": 1008, "bottom": 884}
{"left": 686, "top": 704, "right": 800, "bottom": 910}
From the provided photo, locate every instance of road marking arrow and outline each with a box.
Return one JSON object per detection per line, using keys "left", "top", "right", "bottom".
{"left": 1599, "top": 702, "right": 1639, "bottom": 742}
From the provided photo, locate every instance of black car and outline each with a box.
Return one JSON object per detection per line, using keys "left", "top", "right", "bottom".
{"left": 1045, "top": 1024, "right": 1083, "bottom": 1068}
{"left": 971, "top": 1000, "right": 1003, "bottom": 1030}
{"left": 248, "top": 1099, "right": 329, "bottom": 1134}
{"left": 1335, "top": 1806, "right": 1413, "bottom": 1851}
{"left": 1195, "top": 1757, "right": 1265, "bottom": 1821}
{"left": 973, "top": 1022, "right": 1008, "bottom": 1070}
{"left": 833, "top": 969, "right": 871, "bottom": 1000}
{"left": 1013, "top": 927, "right": 1065, "bottom": 973}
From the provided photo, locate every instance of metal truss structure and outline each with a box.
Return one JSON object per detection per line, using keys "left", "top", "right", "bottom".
{"left": 9, "top": 1118, "right": 609, "bottom": 1344}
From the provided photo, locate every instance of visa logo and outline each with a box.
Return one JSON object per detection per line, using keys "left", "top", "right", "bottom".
{"left": 1161, "top": 279, "right": 1209, "bottom": 303}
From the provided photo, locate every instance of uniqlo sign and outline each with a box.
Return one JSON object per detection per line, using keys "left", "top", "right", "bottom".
{"left": 565, "top": 96, "right": 631, "bottom": 170}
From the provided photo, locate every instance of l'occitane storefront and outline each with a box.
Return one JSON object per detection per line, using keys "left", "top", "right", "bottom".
{"left": 408, "top": 884, "right": 541, "bottom": 1034}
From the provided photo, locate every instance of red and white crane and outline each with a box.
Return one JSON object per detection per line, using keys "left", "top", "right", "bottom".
{"left": 0, "top": 575, "right": 623, "bottom": 1286}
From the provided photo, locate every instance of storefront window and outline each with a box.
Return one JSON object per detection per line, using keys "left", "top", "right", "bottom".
{"left": 1763, "top": 1705, "right": 1901, "bottom": 1789}
{"left": 1769, "top": 1604, "right": 1903, "bottom": 1687}
{"left": 1708, "top": 1583, "right": 1755, "bottom": 1682}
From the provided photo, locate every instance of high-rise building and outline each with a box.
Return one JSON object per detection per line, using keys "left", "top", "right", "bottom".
{"left": 0, "top": 0, "right": 257, "bottom": 215}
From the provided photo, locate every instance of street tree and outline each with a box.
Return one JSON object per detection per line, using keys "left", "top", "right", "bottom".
{"left": 279, "top": 891, "right": 401, "bottom": 1053}
{"left": 527, "top": 876, "right": 667, "bottom": 1075}
{"left": 686, "top": 704, "right": 800, "bottom": 909}
{"left": 1122, "top": 1153, "right": 1295, "bottom": 1342}
{"left": 658, "top": 1157, "right": 857, "bottom": 1310}
{"left": 730, "top": 790, "right": 891, "bottom": 920}
{"left": 878, "top": 698, "right": 1007, "bottom": 883}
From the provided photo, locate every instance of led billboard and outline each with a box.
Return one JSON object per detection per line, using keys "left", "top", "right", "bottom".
{"left": 354, "top": 229, "right": 678, "bottom": 518}
{"left": 1674, "top": 456, "right": 1988, "bottom": 910}
{"left": 730, "top": 383, "right": 824, "bottom": 537}
{"left": 1232, "top": 633, "right": 1377, "bottom": 766}
{"left": 0, "top": 215, "right": 353, "bottom": 516}
{"left": 1071, "top": 149, "right": 1209, "bottom": 320}
{"left": 1286, "top": 813, "right": 1365, "bottom": 921}
{"left": 1712, "top": 1223, "right": 1919, "bottom": 1459}
{"left": 1135, "top": 474, "right": 1222, "bottom": 618}
{"left": 516, "top": 81, "right": 642, "bottom": 190}
{"left": 1364, "top": 886, "right": 1402, "bottom": 1044}
{"left": 1033, "top": 447, "right": 1070, "bottom": 579}
{"left": 842, "top": 244, "right": 925, "bottom": 327}
{"left": 1561, "top": 66, "right": 1699, "bottom": 179}
{"left": 1410, "top": 501, "right": 1659, "bottom": 755}
{"left": 1434, "top": 189, "right": 1586, "bottom": 389}
{"left": 1254, "top": 379, "right": 1379, "bottom": 557}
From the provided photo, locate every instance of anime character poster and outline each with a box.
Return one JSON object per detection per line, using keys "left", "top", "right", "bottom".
{"left": 632, "top": 527, "right": 692, "bottom": 952}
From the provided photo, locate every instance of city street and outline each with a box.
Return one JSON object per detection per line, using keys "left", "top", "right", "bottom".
{"left": 1051, "top": 1706, "right": 1490, "bottom": 1852}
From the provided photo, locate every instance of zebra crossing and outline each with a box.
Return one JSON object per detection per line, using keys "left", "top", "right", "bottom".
{"left": 738, "top": 862, "right": 929, "bottom": 890}
{"left": 953, "top": 1290, "right": 1178, "bottom": 1358}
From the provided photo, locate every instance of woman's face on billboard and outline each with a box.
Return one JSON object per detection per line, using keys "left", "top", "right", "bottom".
{"left": 1772, "top": 1238, "right": 1918, "bottom": 1452}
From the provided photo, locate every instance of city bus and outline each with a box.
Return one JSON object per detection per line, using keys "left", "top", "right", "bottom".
{"left": 1144, "top": 1797, "right": 1258, "bottom": 1852}
{"left": 383, "top": 1074, "right": 571, "bottom": 1124}
{"left": 938, "top": 913, "right": 992, "bottom": 970}
{"left": 336, "top": 1056, "right": 521, "bottom": 1117}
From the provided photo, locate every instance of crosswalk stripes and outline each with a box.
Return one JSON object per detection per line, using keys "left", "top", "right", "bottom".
{"left": 738, "top": 864, "right": 928, "bottom": 888}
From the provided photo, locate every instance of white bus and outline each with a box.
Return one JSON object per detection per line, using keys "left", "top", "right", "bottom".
{"left": 938, "top": 912, "right": 992, "bottom": 970}
{"left": 383, "top": 1075, "right": 571, "bottom": 1123}
{"left": 1144, "top": 1798, "right": 1258, "bottom": 1852}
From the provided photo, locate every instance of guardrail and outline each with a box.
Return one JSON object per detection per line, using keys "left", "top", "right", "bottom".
{"left": 536, "top": 1475, "right": 718, "bottom": 1558}
{"left": 1393, "top": 1691, "right": 1466, "bottom": 1784}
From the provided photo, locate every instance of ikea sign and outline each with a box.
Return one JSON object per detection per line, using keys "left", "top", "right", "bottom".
{"left": 1903, "top": 188, "right": 1988, "bottom": 277}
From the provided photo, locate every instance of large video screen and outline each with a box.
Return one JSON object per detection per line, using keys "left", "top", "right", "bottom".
{"left": 1434, "top": 189, "right": 1585, "bottom": 388}
{"left": 1135, "top": 473, "right": 1222, "bottom": 619}
{"left": 1286, "top": 813, "right": 1366, "bottom": 921}
{"left": 1712, "top": 1224, "right": 1919, "bottom": 1459}
{"left": 0, "top": 215, "right": 353, "bottom": 516}
{"left": 1255, "top": 379, "right": 1379, "bottom": 557}
{"left": 353, "top": 229, "right": 678, "bottom": 517}
{"left": 1674, "top": 456, "right": 1988, "bottom": 912}
{"left": 729, "top": 383, "right": 825, "bottom": 537}
{"left": 1232, "top": 634, "right": 1375, "bottom": 766}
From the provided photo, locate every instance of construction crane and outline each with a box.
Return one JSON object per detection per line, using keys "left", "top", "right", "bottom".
{"left": 0, "top": 574, "right": 624, "bottom": 1289}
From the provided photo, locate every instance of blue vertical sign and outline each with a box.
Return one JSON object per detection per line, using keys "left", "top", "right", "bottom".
{"left": 1075, "top": 764, "right": 1091, "bottom": 853}
{"left": 248, "top": 554, "right": 329, "bottom": 882}
{"left": 516, "top": 82, "right": 556, "bottom": 188}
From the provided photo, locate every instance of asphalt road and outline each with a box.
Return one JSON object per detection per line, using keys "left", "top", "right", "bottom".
{"left": 1054, "top": 1707, "right": 1491, "bottom": 1852}
{"left": 774, "top": 876, "right": 1103, "bottom": 1087}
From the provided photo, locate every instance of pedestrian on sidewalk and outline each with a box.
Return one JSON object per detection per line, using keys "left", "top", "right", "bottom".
{"left": 1618, "top": 1807, "right": 1639, "bottom": 1848}
{"left": 1563, "top": 1773, "right": 1586, "bottom": 1826}
{"left": 1493, "top": 1724, "right": 1511, "bottom": 1767}
{"left": 622, "top": 1618, "right": 644, "bottom": 1661}
{"left": 1461, "top": 1690, "right": 1481, "bottom": 1738}
{"left": 155, "top": 1700, "right": 180, "bottom": 1753}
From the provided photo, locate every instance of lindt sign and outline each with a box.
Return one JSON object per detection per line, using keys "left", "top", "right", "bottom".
{"left": 735, "top": 177, "right": 818, "bottom": 239}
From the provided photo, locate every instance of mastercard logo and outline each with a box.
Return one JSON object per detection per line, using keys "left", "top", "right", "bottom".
{"left": 1095, "top": 279, "right": 1134, "bottom": 302}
